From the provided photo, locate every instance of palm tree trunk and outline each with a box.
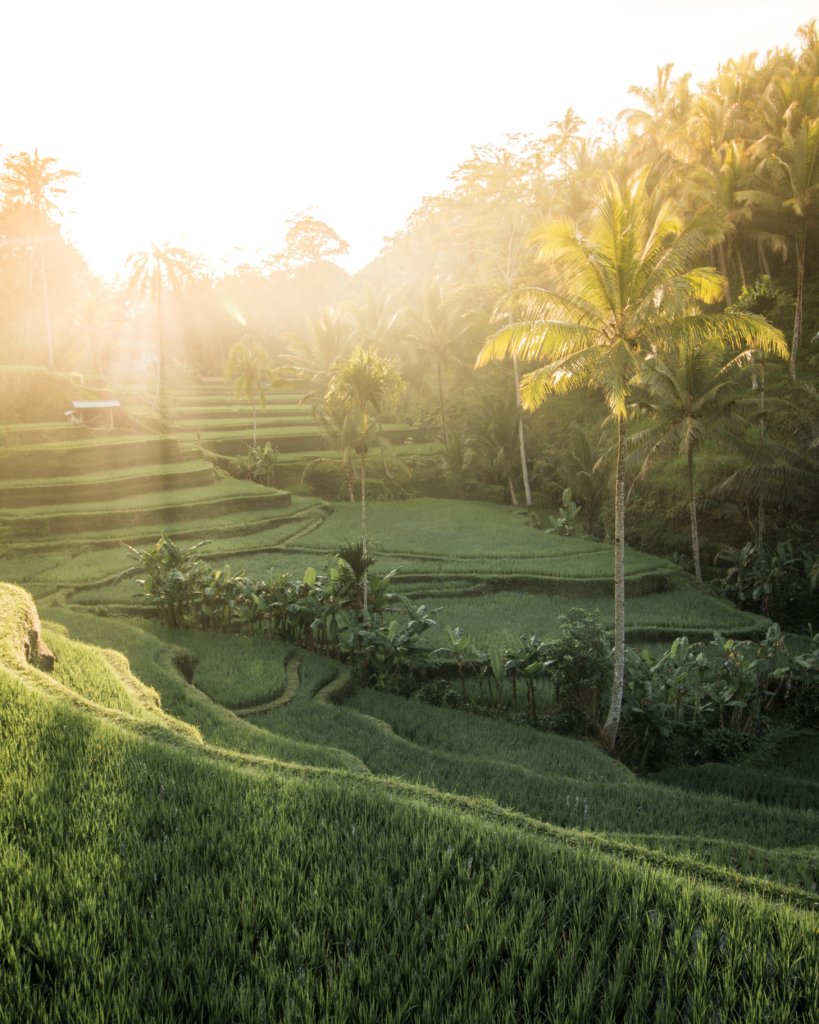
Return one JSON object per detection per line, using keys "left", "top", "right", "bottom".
{"left": 360, "top": 452, "right": 368, "bottom": 615}
{"left": 757, "top": 238, "right": 771, "bottom": 279}
{"left": 688, "top": 446, "right": 702, "bottom": 584}
{"left": 602, "top": 416, "right": 626, "bottom": 749}
{"left": 252, "top": 400, "right": 257, "bottom": 448}
{"left": 790, "top": 225, "right": 806, "bottom": 380}
{"left": 513, "top": 356, "right": 533, "bottom": 506}
{"left": 758, "top": 353, "right": 766, "bottom": 547}
{"left": 38, "top": 243, "right": 54, "bottom": 368}
{"left": 156, "top": 285, "right": 167, "bottom": 427}
{"left": 717, "top": 243, "right": 732, "bottom": 306}
{"left": 436, "top": 360, "right": 448, "bottom": 447}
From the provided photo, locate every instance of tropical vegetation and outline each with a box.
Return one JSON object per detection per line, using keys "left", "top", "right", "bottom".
{"left": 1, "top": 21, "right": 818, "bottom": 1024}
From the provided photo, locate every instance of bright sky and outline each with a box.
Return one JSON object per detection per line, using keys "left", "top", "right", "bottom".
{"left": 3, "top": 0, "right": 816, "bottom": 279}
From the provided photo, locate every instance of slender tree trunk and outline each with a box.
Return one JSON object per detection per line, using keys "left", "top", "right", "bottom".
{"left": 790, "top": 225, "right": 806, "bottom": 380}
{"left": 252, "top": 399, "right": 257, "bottom": 448}
{"left": 758, "top": 353, "right": 766, "bottom": 547}
{"left": 758, "top": 238, "right": 771, "bottom": 279}
{"left": 688, "top": 446, "right": 702, "bottom": 584}
{"left": 436, "top": 360, "right": 448, "bottom": 447}
{"left": 38, "top": 243, "right": 54, "bottom": 368}
{"left": 717, "top": 243, "right": 732, "bottom": 306}
{"left": 156, "top": 285, "right": 167, "bottom": 428}
{"left": 602, "top": 416, "right": 626, "bottom": 749}
{"left": 513, "top": 356, "right": 532, "bottom": 506}
{"left": 735, "top": 249, "right": 746, "bottom": 291}
{"left": 360, "top": 452, "right": 368, "bottom": 615}
{"left": 508, "top": 478, "right": 519, "bottom": 505}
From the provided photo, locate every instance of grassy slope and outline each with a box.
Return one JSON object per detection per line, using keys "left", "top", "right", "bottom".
{"left": 40, "top": 606, "right": 819, "bottom": 898}
{"left": 2, "top": 584, "right": 817, "bottom": 1022}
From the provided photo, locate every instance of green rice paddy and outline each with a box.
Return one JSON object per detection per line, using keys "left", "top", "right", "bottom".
{"left": 1, "top": 377, "right": 815, "bottom": 1021}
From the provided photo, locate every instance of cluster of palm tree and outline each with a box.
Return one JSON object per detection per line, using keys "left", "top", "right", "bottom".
{"left": 0, "top": 149, "right": 80, "bottom": 367}
{"left": 476, "top": 173, "right": 786, "bottom": 746}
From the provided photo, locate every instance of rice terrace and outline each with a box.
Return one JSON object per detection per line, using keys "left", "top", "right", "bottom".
{"left": 1, "top": 8, "right": 818, "bottom": 1023}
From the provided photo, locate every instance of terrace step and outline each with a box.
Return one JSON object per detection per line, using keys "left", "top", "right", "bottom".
{"left": 0, "top": 489, "right": 292, "bottom": 540}
{"left": 399, "top": 570, "right": 676, "bottom": 597}
{"left": 2, "top": 464, "right": 217, "bottom": 508}
{"left": 206, "top": 426, "right": 417, "bottom": 456}
{"left": 173, "top": 407, "right": 313, "bottom": 423}
{"left": 0, "top": 437, "right": 185, "bottom": 480}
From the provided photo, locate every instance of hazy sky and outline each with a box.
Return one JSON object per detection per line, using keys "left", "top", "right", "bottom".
{"left": 3, "top": 1, "right": 816, "bottom": 278}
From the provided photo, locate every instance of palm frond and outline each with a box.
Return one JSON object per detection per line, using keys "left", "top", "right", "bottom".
{"left": 475, "top": 320, "right": 597, "bottom": 369}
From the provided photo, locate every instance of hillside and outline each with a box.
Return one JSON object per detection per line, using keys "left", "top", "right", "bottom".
{"left": 1, "top": 582, "right": 816, "bottom": 1022}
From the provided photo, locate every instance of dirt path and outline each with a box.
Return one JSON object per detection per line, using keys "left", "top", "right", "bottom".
{"left": 234, "top": 653, "right": 303, "bottom": 717}
{"left": 237, "top": 654, "right": 395, "bottom": 736}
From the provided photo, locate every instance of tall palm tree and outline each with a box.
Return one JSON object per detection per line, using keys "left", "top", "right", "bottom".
{"left": 404, "top": 279, "right": 471, "bottom": 447}
{"left": 629, "top": 341, "right": 768, "bottom": 583}
{"left": 750, "top": 25, "right": 819, "bottom": 378}
{"left": 476, "top": 172, "right": 785, "bottom": 749}
{"left": 282, "top": 306, "right": 352, "bottom": 406}
{"left": 683, "top": 140, "right": 754, "bottom": 304}
{"left": 324, "top": 346, "right": 404, "bottom": 613}
{"left": 224, "top": 335, "right": 276, "bottom": 447}
{"left": 761, "top": 114, "right": 819, "bottom": 378}
{"left": 71, "top": 280, "right": 125, "bottom": 377}
{"left": 127, "top": 244, "right": 199, "bottom": 425}
{"left": 0, "top": 149, "right": 78, "bottom": 367}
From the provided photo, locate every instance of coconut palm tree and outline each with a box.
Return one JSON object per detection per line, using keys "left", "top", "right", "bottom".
{"left": 476, "top": 172, "right": 785, "bottom": 749}
{"left": 629, "top": 340, "right": 761, "bottom": 583}
{"left": 324, "top": 346, "right": 404, "bottom": 613}
{"left": 0, "top": 149, "right": 78, "bottom": 367}
{"left": 224, "top": 335, "right": 276, "bottom": 447}
{"left": 70, "top": 280, "right": 125, "bottom": 377}
{"left": 282, "top": 306, "right": 352, "bottom": 406}
{"left": 758, "top": 114, "right": 819, "bottom": 378}
{"left": 404, "top": 279, "right": 471, "bottom": 447}
{"left": 127, "top": 244, "right": 199, "bottom": 424}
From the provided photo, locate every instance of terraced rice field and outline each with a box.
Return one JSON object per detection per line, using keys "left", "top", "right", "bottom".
{"left": 2, "top": 377, "right": 768, "bottom": 647}
{"left": 1, "top": 362, "right": 815, "bottom": 1021}
{"left": 36, "top": 602, "right": 819, "bottom": 899}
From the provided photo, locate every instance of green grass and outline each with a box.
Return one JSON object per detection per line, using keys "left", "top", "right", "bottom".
{"left": 1, "top": 460, "right": 216, "bottom": 508}
{"left": 1, "top": 588, "right": 817, "bottom": 1022}
{"left": 2, "top": 496, "right": 323, "bottom": 560}
{"left": 655, "top": 759, "right": 819, "bottom": 812}
{"left": 14, "top": 494, "right": 765, "bottom": 644}
{"left": 41, "top": 607, "right": 365, "bottom": 773}
{"left": 424, "top": 588, "right": 769, "bottom": 645}
{"left": 0, "top": 477, "right": 287, "bottom": 519}
{"left": 251, "top": 686, "right": 818, "bottom": 892}
{"left": 0, "top": 436, "right": 184, "bottom": 479}
{"left": 0, "top": 481, "right": 292, "bottom": 541}
{"left": 140, "top": 624, "right": 294, "bottom": 709}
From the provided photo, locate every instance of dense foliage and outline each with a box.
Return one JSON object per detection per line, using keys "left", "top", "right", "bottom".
{"left": 126, "top": 536, "right": 817, "bottom": 767}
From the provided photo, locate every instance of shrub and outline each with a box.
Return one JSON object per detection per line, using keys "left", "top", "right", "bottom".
{"left": 542, "top": 609, "right": 612, "bottom": 734}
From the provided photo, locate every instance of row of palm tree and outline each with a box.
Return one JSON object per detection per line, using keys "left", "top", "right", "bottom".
{"left": 0, "top": 149, "right": 78, "bottom": 367}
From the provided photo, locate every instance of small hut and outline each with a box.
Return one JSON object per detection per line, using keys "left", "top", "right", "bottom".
{"left": 65, "top": 400, "right": 120, "bottom": 428}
